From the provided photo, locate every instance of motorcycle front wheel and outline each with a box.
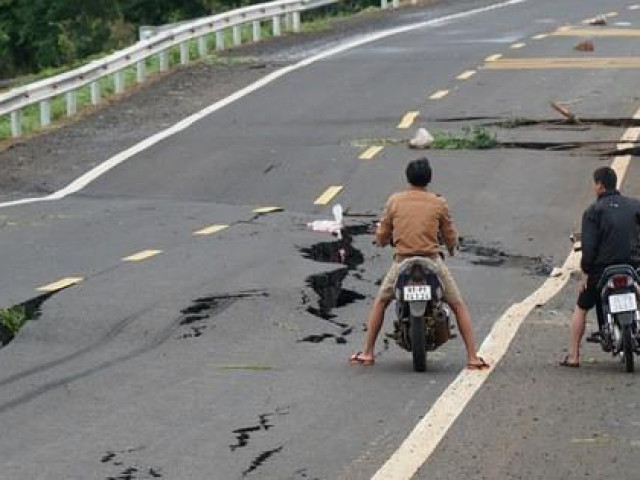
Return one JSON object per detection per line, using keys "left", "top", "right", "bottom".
{"left": 622, "top": 324, "right": 635, "bottom": 373}
{"left": 410, "top": 315, "right": 426, "bottom": 372}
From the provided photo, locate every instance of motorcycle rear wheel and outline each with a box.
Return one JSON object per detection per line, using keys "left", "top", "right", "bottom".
{"left": 410, "top": 315, "right": 426, "bottom": 372}
{"left": 622, "top": 325, "right": 634, "bottom": 373}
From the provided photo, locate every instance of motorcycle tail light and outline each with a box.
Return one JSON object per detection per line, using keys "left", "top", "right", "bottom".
{"left": 609, "top": 275, "right": 633, "bottom": 289}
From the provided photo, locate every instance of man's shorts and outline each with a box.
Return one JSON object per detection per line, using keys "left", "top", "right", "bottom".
{"left": 577, "top": 275, "right": 600, "bottom": 311}
{"left": 377, "top": 255, "right": 462, "bottom": 305}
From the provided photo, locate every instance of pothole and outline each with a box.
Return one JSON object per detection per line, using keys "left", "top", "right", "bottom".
{"left": 299, "top": 223, "right": 371, "bottom": 342}
{"left": 177, "top": 290, "right": 268, "bottom": 339}
{"left": 459, "top": 237, "right": 553, "bottom": 277}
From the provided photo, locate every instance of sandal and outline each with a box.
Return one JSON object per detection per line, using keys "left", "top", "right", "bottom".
{"left": 349, "top": 352, "right": 374, "bottom": 366}
{"left": 466, "top": 356, "right": 490, "bottom": 370}
{"left": 559, "top": 355, "right": 580, "bottom": 368}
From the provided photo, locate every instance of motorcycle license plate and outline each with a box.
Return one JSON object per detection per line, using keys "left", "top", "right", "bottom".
{"left": 609, "top": 293, "right": 638, "bottom": 313}
{"left": 403, "top": 285, "right": 431, "bottom": 301}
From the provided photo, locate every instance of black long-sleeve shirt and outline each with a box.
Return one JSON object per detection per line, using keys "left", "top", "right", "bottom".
{"left": 581, "top": 190, "right": 640, "bottom": 276}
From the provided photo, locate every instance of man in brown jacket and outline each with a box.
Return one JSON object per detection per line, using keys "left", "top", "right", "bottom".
{"left": 349, "top": 157, "right": 489, "bottom": 369}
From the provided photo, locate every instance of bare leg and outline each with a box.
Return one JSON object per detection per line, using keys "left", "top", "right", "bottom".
{"left": 448, "top": 300, "right": 485, "bottom": 366}
{"left": 360, "top": 297, "right": 392, "bottom": 360}
{"left": 568, "top": 306, "right": 587, "bottom": 364}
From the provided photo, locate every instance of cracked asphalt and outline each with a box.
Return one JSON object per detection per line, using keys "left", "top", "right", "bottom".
{"left": 1, "top": 0, "right": 640, "bottom": 479}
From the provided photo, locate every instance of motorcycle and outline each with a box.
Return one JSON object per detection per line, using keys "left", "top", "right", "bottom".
{"left": 572, "top": 233, "right": 640, "bottom": 372}
{"left": 389, "top": 256, "right": 453, "bottom": 372}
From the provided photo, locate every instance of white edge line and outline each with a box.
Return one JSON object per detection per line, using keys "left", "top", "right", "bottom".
{"left": 371, "top": 104, "right": 640, "bottom": 480}
{"left": 0, "top": 0, "right": 527, "bottom": 210}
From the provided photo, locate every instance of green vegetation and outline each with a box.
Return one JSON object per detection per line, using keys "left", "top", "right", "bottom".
{"left": 0, "top": 306, "right": 27, "bottom": 337}
{"left": 0, "top": 0, "right": 380, "bottom": 141}
{"left": 0, "top": 0, "right": 379, "bottom": 79}
{"left": 431, "top": 126, "right": 498, "bottom": 150}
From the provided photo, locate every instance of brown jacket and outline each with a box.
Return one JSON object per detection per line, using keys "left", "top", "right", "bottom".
{"left": 376, "top": 188, "right": 458, "bottom": 257}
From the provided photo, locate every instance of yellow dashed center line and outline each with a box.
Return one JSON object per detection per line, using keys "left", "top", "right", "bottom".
{"left": 314, "top": 186, "right": 344, "bottom": 205}
{"left": 397, "top": 111, "right": 420, "bottom": 129}
{"left": 37, "top": 277, "right": 83, "bottom": 292}
{"left": 510, "top": 42, "right": 526, "bottom": 49}
{"left": 429, "top": 90, "right": 449, "bottom": 100}
{"left": 532, "top": 33, "right": 548, "bottom": 40}
{"left": 359, "top": 145, "right": 385, "bottom": 159}
{"left": 122, "top": 249, "right": 163, "bottom": 262}
{"left": 193, "top": 224, "right": 229, "bottom": 236}
{"left": 456, "top": 70, "right": 476, "bottom": 80}
{"left": 485, "top": 53, "right": 503, "bottom": 62}
{"left": 252, "top": 206, "right": 284, "bottom": 214}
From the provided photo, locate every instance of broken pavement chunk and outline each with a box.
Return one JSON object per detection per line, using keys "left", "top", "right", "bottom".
{"left": 574, "top": 40, "right": 595, "bottom": 52}
{"left": 550, "top": 101, "right": 580, "bottom": 124}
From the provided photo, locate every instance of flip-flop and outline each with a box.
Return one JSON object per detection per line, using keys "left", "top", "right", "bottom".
{"left": 466, "top": 356, "right": 490, "bottom": 370}
{"left": 559, "top": 355, "right": 580, "bottom": 368}
{"left": 349, "top": 352, "right": 374, "bottom": 366}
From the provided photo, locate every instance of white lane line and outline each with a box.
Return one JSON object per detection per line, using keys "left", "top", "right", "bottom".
{"left": 0, "top": 0, "right": 527, "bottom": 210}
{"left": 371, "top": 104, "right": 640, "bottom": 480}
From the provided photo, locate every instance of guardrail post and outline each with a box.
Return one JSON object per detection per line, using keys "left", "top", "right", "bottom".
{"left": 392, "top": 0, "right": 399, "bottom": 8}
{"left": 10, "top": 110, "right": 22, "bottom": 137}
{"left": 216, "top": 31, "right": 225, "bottom": 51}
{"left": 233, "top": 25, "right": 242, "bottom": 46}
{"left": 253, "top": 21, "right": 261, "bottom": 42}
{"left": 198, "top": 36, "right": 207, "bottom": 58}
{"left": 66, "top": 91, "right": 77, "bottom": 116}
{"left": 90, "top": 82, "right": 101, "bottom": 105}
{"left": 381, "top": 0, "right": 388, "bottom": 9}
{"left": 180, "top": 42, "right": 190, "bottom": 64}
{"left": 159, "top": 51, "right": 169, "bottom": 72}
{"left": 40, "top": 100, "right": 51, "bottom": 127}
{"left": 272, "top": 15, "right": 281, "bottom": 36}
{"left": 136, "top": 61, "right": 146, "bottom": 83}
{"left": 114, "top": 71, "right": 125, "bottom": 94}
{"left": 293, "top": 12, "right": 301, "bottom": 33}
{"left": 284, "top": 13, "right": 292, "bottom": 31}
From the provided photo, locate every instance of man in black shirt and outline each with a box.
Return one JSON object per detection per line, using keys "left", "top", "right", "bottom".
{"left": 562, "top": 167, "right": 640, "bottom": 367}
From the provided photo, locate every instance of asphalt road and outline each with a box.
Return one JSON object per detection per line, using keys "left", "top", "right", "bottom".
{"left": 1, "top": 1, "right": 640, "bottom": 479}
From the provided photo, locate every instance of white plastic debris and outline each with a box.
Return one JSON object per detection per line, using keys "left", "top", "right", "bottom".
{"left": 409, "top": 127, "right": 434, "bottom": 149}
{"left": 307, "top": 204, "right": 344, "bottom": 239}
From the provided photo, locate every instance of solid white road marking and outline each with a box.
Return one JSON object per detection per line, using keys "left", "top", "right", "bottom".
{"left": 0, "top": 0, "right": 527, "bottom": 210}
{"left": 371, "top": 105, "right": 640, "bottom": 480}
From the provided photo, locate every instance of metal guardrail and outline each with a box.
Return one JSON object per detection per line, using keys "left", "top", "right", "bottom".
{"left": 0, "top": 0, "right": 339, "bottom": 138}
